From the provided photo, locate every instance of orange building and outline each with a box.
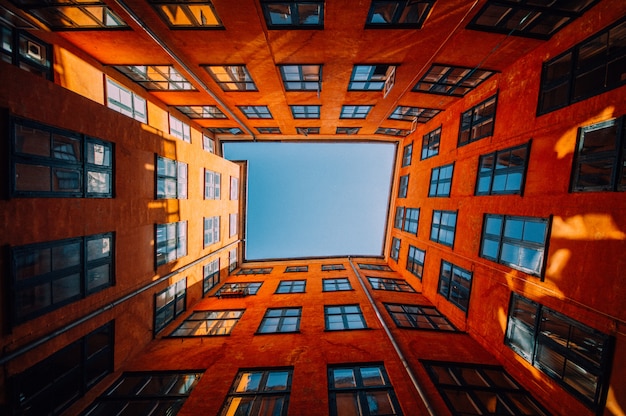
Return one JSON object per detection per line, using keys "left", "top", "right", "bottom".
{"left": 0, "top": 0, "right": 625, "bottom": 415}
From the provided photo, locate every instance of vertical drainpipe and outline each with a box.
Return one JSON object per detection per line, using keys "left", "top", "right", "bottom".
{"left": 348, "top": 257, "right": 437, "bottom": 416}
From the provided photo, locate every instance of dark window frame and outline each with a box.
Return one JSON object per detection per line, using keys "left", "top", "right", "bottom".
{"left": 390, "top": 237, "right": 401, "bottom": 261}
{"left": 402, "top": 142, "right": 413, "bottom": 166}
{"left": 406, "top": 245, "right": 425, "bottom": 279}
{"left": 336, "top": 127, "right": 361, "bottom": 135}
{"left": 403, "top": 208, "right": 419, "bottom": 234}
{"left": 290, "top": 105, "right": 320, "bottom": 119}
{"left": 256, "top": 127, "right": 282, "bottom": 134}
{"left": 476, "top": 142, "right": 531, "bottom": 196}
{"left": 384, "top": 303, "right": 456, "bottom": 331}
{"left": 203, "top": 258, "right": 220, "bottom": 296}
{"left": 322, "top": 278, "right": 352, "bottom": 292}
{"left": 429, "top": 163, "right": 454, "bottom": 197}
{"left": 154, "top": 277, "right": 186, "bottom": 334}
{"left": 175, "top": 105, "right": 227, "bottom": 119}
{"left": 237, "top": 268, "right": 273, "bottom": 275}
{"left": 220, "top": 368, "right": 293, "bottom": 416}
{"left": 358, "top": 263, "right": 392, "bottom": 271}
{"left": 238, "top": 105, "right": 273, "bottom": 119}
{"left": 1, "top": 24, "right": 53, "bottom": 80}
{"left": 430, "top": 210, "right": 457, "bottom": 247}
{"left": 388, "top": 106, "right": 440, "bottom": 122}
{"left": 321, "top": 264, "right": 346, "bottom": 271}
{"left": 114, "top": 65, "right": 195, "bottom": 91}
{"left": 394, "top": 206, "right": 405, "bottom": 230}
{"left": 398, "top": 174, "right": 409, "bottom": 198}
{"left": 365, "top": 0, "right": 434, "bottom": 29}
{"left": 340, "top": 105, "right": 373, "bottom": 119}
{"left": 156, "top": 155, "right": 187, "bottom": 199}
{"left": 204, "top": 65, "right": 257, "bottom": 91}
{"left": 279, "top": 64, "right": 322, "bottom": 91}
{"left": 169, "top": 309, "right": 244, "bottom": 337}
{"left": 203, "top": 215, "right": 220, "bottom": 247}
{"left": 216, "top": 282, "right": 262, "bottom": 297}
{"left": 324, "top": 304, "right": 367, "bottom": 331}
{"left": 276, "top": 280, "right": 307, "bottom": 294}
{"left": 285, "top": 265, "right": 308, "bottom": 273}
{"left": 413, "top": 64, "right": 495, "bottom": 96}
{"left": 437, "top": 260, "right": 472, "bottom": 312}
{"left": 458, "top": 94, "right": 498, "bottom": 147}
{"left": 260, "top": 0, "right": 324, "bottom": 29}
{"left": 155, "top": 221, "right": 187, "bottom": 267}
{"left": 257, "top": 307, "right": 302, "bottom": 334}
{"left": 149, "top": 0, "right": 223, "bottom": 29}
{"left": 367, "top": 277, "right": 416, "bottom": 292}
{"left": 348, "top": 64, "right": 396, "bottom": 91}
{"left": 421, "top": 126, "right": 441, "bottom": 160}
{"left": 11, "top": 0, "right": 128, "bottom": 30}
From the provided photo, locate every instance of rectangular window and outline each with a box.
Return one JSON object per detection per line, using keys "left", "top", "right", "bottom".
{"left": 203, "top": 135, "right": 216, "bottom": 153}
{"left": 368, "top": 277, "right": 415, "bottom": 292}
{"left": 458, "top": 95, "right": 497, "bottom": 146}
{"left": 429, "top": 163, "right": 454, "bottom": 197}
{"left": 203, "top": 259, "right": 220, "bottom": 295}
{"left": 321, "top": 264, "right": 345, "bottom": 271}
{"left": 422, "top": 360, "right": 550, "bottom": 416}
{"left": 571, "top": 117, "right": 626, "bottom": 192}
{"left": 114, "top": 65, "right": 194, "bottom": 90}
{"left": 217, "top": 282, "right": 262, "bottom": 297}
{"left": 358, "top": 263, "right": 392, "bottom": 271}
{"left": 12, "top": 0, "right": 127, "bottom": 29}
{"left": 290, "top": 105, "right": 320, "bottom": 119}
{"left": 385, "top": 303, "right": 456, "bottom": 331}
{"left": 204, "top": 65, "right": 256, "bottom": 91}
{"left": 325, "top": 305, "right": 367, "bottom": 330}
{"left": 505, "top": 293, "right": 614, "bottom": 411}
{"left": 403, "top": 208, "right": 419, "bottom": 234}
{"left": 340, "top": 105, "right": 372, "bottom": 119}
{"left": 11, "top": 117, "right": 113, "bottom": 198}
{"left": 229, "top": 213, "right": 238, "bottom": 237}
{"left": 285, "top": 265, "right": 308, "bottom": 273}
{"left": 323, "top": 278, "right": 352, "bottom": 292}
{"left": 238, "top": 105, "right": 273, "bottom": 119}
{"left": 376, "top": 127, "right": 410, "bottom": 136}
{"left": 208, "top": 127, "right": 243, "bottom": 135}
{"left": 1, "top": 25, "right": 52, "bottom": 79}
{"left": 480, "top": 214, "right": 549, "bottom": 277}
{"left": 170, "top": 309, "right": 243, "bottom": 336}
{"left": 11, "top": 233, "right": 114, "bottom": 324}
{"left": 413, "top": 64, "right": 495, "bottom": 96}
{"left": 279, "top": 64, "right": 322, "bottom": 90}
{"left": 150, "top": 0, "right": 222, "bottom": 28}
{"left": 261, "top": 0, "right": 323, "bottom": 28}
{"left": 389, "top": 106, "right": 440, "bottom": 122}
{"left": 154, "top": 277, "right": 186, "bottom": 334}
{"left": 203, "top": 216, "right": 220, "bottom": 247}
{"left": 538, "top": 17, "right": 626, "bottom": 114}
{"left": 398, "top": 174, "right": 409, "bottom": 198}
{"left": 328, "top": 364, "right": 403, "bottom": 416}
{"left": 296, "top": 127, "right": 320, "bottom": 135}
{"left": 348, "top": 64, "right": 396, "bottom": 91}
{"left": 169, "top": 114, "right": 191, "bottom": 142}
{"left": 229, "top": 248, "right": 237, "bottom": 272}
{"left": 438, "top": 260, "right": 472, "bottom": 312}
{"left": 106, "top": 78, "right": 147, "bottom": 122}
{"left": 84, "top": 370, "right": 201, "bottom": 414}
{"left": 256, "top": 127, "right": 282, "bottom": 134}
{"left": 366, "top": 0, "right": 434, "bottom": 28}
{"left": 390, "top": 237, "right": 400, "bottom": 261}
{"left": 421, "top": 126, "right": 441, "bottom": 159}
{"left": 402, "top": 143, "right": 412, "bottom": 166}
{"left": 176, "top": 105, "right": 227, "bottom": 119}
{"left": 276, "top": 280, "right": 306, "bottom": 294}
{"left": 156, "top": 156, "right": 187, "bottom": 199}
{"left": 406, "top": 245, "right": 425, "bottom": 279}
{"left": 336, "top": 127, "right": 361, "bottom": 135}
{"left": 258, "top": 308, "right": 301, "bottom": 333}
{"left": 237, "top": 268, "right": 273, "bottom": 275}
{"left": 11, "top": 322, "right": 113, "bottom": 415}
{"left": 477, "top": 142, "right": 530, "bottom": 195}
{"left": 230, "top": 176, "right": 239, "bottom": 200}
{"left": 220, "top": 368, "right": 293, "bottom": 415}
{"left": 394, "top": 207, "right": 404, "bottom": 230}
{"left": 204, "top": 169, "right": 221, "bottom": 199}
{"left": 155, "top": 221, "right": 187, "bottom": 266}
{"left": 430, "top": 210, "right": 457, "bottom": 247}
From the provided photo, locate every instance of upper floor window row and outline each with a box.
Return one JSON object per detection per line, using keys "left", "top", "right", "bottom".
{"left": 1, "top": 24, "right": 52, "bottom": 80}
{"left": 365, "top": 0, "right": 434, "bottom": 29}
{"left": 156, "top": 156, "right": 187, "bottom": 199}
{"left": 150, "top": 0, "right": 222, "bottom": 28}
{"left": 261, "top": 0, "right": 323, "bottom": 29}
{"left": 458, "top": 94, "right": 497, "bottom": 147}
{"left": 538, "top": 16, "right": 626, "bottom": 115}
{"left": 106, "top": 78, "right": 147, "bottom": 123}
{"left": 114, "top": 65, "right": 195, "bottom": 91}
{"left": 11, "top": 0, "right": 127, "bottom": 30}
{"left": 11, "top": 117, "right": 113, "bottom": 198}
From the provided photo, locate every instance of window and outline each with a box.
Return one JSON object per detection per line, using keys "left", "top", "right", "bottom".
{"left": 114, "top": 65, "right": 195, "bottom": 90}
{"left": 11, "top": 117, "right": 113, "bottom": 198}
{"left": 204, "top": 169, "right": 221, "bottom": 199}
{"left": 220, "top": 369, "right": 293, "bottom": 416}
{"left": 323, "top": 278, "right": 352, "bottom": 292}
{"left": 385, "top": 304, "right": 456, "bottom": 331}
{"left": 290, "top": 105, "right": 320, "bottom": 119}
{"left": 149, "top": 0, "right": 222, "bottom": 27}
{"left": 208, "top": 127, "right": 243, "bottom": 135}
{"left": 285, "top": 266, "right": 308, "bottom": 273}
{"left": 154, "top": 278, "right": 186, "bottom": 334}
{"left": 467, "top": 0, "right": 598, "bottom": 39}
{"left": 203, "top": 259, "right": 220, "bottom": 295}
{"left": 260, "top": 0, "right": 323, "bottom": 28}
{"left": 402, "top": 143, "right": 412, "bottom": 166}
{"left": 458, "top": 95, "right": 497, "bottom": 146}
{"left": 394, "top": 207, "right": 404, "bottom": 230}
{"left": 429, "top": 163, "right": 454, "bottom": 197}
{"left": 12, "top": 0, "right": 127, "bottom": 29}
{"left": 505, "top": 293, "right": 613, "bottom": 411}
{"left": 538, "top": 17, "right": 626, "bottom": 114}
{"left": 406, "top": 245, "right": 425, "bottom": 279}
{"left": 1, "top": 25, "right": 52, "bottom": 79}
{"left": 413, "top": 64, "right": 495, "bottom": 96}
{"left": 229, "top": 213, "right": 238, "bottom": 237}
{"left": 11, "top": 322, "right": 113, "bottom": 415}
{"left": 430, "top": 210, "right": 457, "bottom": 247}
{"left": 480, "top": 214, "right": 549, "bottom": 277}
{"left": 156, "top": 156, "right": 187, "bottom": 199}
{"left": 390, "top": 237, "right": 401, "bottom": 261}
{"left": 358, "top": 263, "right": 392, "bottom": 271}
{"left": 203, "top": 216, "right": 220, "bottom": 247}
{"left": 237, "top": 268, "right": 272, "bottom": 275}
{"left": 328, "top": 364, "right": 403, "bottom": 416}
{"left": 256, "top": 127, "right": 282, "bottom": 134}
{"left": 217, "top": 282, "right": 262, "bottom": 297}
{"left": 169, "top": 114, "right": 191, "bottom": 142}
{"left": 257, "top": 308, "right": 301, "bottom": 333}
{"left": 175, "top": 105, "right": 227, "bottom": 119}
{"left": 238, "top": 105, "right": 272, "bottom": 119}
{"left": 170, "top": 309, "right": 243, "bottom": 336}
{"left": 11, "top": 233, "right": 114, "bottom": 324}
{"left": 325, "top": 305, "right": 367, "bottom": 330}
{"left": 229, "top": 248, "right": 237, "bottom": 272}
{"left": 421, "top": 126, "right": 441, "bottom": 159}
{"left": 230, "top": 176, "right": 239, "bottom": 200}
{"left": 322, "top": 264, "right": 345, "bottom": 271}
{"left": 438, "top": 260, "right": 472, "bottom": 312}
{"left": 398, "top": 174, "right": 409, "bottom": 198}
{"left": 376, "top": 127, "right": 411, "bottom": 136}
{"left": 571, "top": 117, "right": 626, "bottom": 192}
{"left": 348, "top": 64, "right": 396, "bottom": 91}
{"left": 422, "top": 360, "right": 550, "bottom": 416}
{"left": 389, "top": 106, "right": 440, "bottom": 122}
{"left": 276, "top": 280, "right": 306, "bottom": 294}
{"left": 403, "top": 208, "right": 419, "bottom": 234}
{"left": 279, "top": 64, "right": 322, "bottom": 91}
{"left": 203, "top": 134, "right": 215, "bottom": 153}
{"left": 296, "top": 127, "right": 320, "bottom": 135}
{"left": 106, "top": 78, "right": 147, "bottom": 122}
{"left": 367, "top": 277, "right": 415, "bottom": 292}
{"left": 365, "top": 0, "right": 434, "bottom": 28}
{"left": 336, "top": 127, "right": 361, "bottom": 135}
{"left": 340, "top": 105, "right": 372, "bottom": 119}
{"left": 477, "top": 142, "right": 530, "bottom": 195}
{"left": 84, "top": 370, "right": 201, "bottom": 415}
{"left": 155, "top": 221, "right": 187, "bottom": 266}
{"left": 204, "top": 65, "right": 256, "bottom": 91}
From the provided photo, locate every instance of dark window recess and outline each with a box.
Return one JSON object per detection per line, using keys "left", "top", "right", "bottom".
{"left": 476, "top": 142, "right": 530, "bottom": 195}
{"left": 458, "top": 95, "right": 497, "bottom": 146}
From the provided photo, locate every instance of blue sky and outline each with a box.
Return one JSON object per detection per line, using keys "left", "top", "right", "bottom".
{"left": 223, "top": 142, "right": 396, "bottom": 260}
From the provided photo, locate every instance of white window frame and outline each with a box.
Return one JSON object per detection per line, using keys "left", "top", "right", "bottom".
{"left": 106, "top": 78, "right": 147, "bottom": 123}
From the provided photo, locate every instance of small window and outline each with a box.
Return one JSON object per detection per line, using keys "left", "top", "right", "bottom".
{"left": 217, "top": 282, "right": 262, "bottom": 297}
{"left": 421, "top": 126, "right": 441, "bottom": 159}
{"left": 296, "top": 127, "right": 320, "bottom": 135}
{"left": 325, "top": 305, "right": 366, "bottom": 330}
{"left": 340, "top": 105, "right": 372, "bottom": 119}
{"left": 458, "top": 95, "right": 497, "bottom": 146}
{"left": 229, "top": 213, "right": 238, "bottom": 237}
{"left": 398, "top": 174, "right": 409, "bottom": 198}
{"left": 204, "top": 169, "right": 221, "bottom": 200}
{"left": 1, "top": 26, "right": 52, "bottom": 79}
{"left": 413, "top": 64, "right": 495, "bottom": 96}
{"left": 238, "top": 105, "right": 273, "bottom": 119}
{"left": 406, "top": 245, "right": 425, "bottom": 279}
{"left": 169, "top": 310, "right": 243, "bottom": 336}
{"left": 13, "top": 0, "right": 127, "bottom": 30}
{"left": 365, "top": 0, "right": 434, "bottom": 28}
{"left": 430, "top": 210, "right": 457, "bottom": 247}
{"left": 403, "top": 208, "right": 419, "bottom": 234}
{"left": 285, "top": 265, "right": 308, "bottom": 273}
{"left": 276, "top": 280, "right": 306, "bottom": 294}
{"left": 321, "top": 264, "right": 345, "bottom": 271}
{"left": 438, "top": 260, "right": 472, "bottom": 312}
{"left": 402, "top": 143, "right": 412, "bottom": 166}
{"left": 477, "top": 143, "right": 530, "bottom": 195}
{"left": 389, "top": 106, "right": 440, "bottom": 122}
{"left": 368, "top": 277, "right": 415, "bottom": 292}
{"left": 323, "top": 278, "right": 352, "bottom": 291}
{"left": 257, "top": 308, "right": 302, "bottom": 333}
{"left": 168, "top": 114, "right": 191, "bottom": 142}
{"left": 204, "top": 65, "right": 257, "bottom": 91}
{"left": 154, "top": 278, "right": 186, "bottom": 334}
{"left": 149, "top": 0, "right": 222, "bottom": 28}
{"left": 390, "top": 237, "right": 401, "bottom": 261}
{"left": 230, "top": 176, "right": 239, "bottom": 200}
{"left": 256, "top": 127, "right": 281, "bottom": 134}
{"left": 429, "top": 163, "right": 454, "bottom": 197}
{"left": 348, "top": 64, "right": 396, "bottom": 91}
{"left": 358, "top": 263, "right": 392, "bottom": 271}
{"left": 175, "top": 105, "right": 227, "bottom": 119}
{"left": 203, "top": 134, "right": 216, "bottom": 153}
{"left": 114, "top": 65, "right": 195, "bottom": 90}
{"left": 336, "top": 127, "right": 361, "bottom": 135}
{"left": 394, "top": 207, "right": 404, "bottom": 230}
{"left": 290, "top": 105, "right": 320, "bottom": 119}
{"left": 260, "top": 0, "right": 324, "bottom": 29}
{"left": 203, "top": 216, "right": 220, "bottom": 247}
{"left": 106, "top": 78, "right": 147, "bottom": 122}
{"left": 376, "top": 127, "right": 410, "bottom": 136}
{"left": 228, "top": 248, "right": 237, "bottom": 273}
{"left": 220, "top": 369, "right": 293, "bottom": 415}
{"left": 203, "top": 259, "right": 220, "bottom": 295}
{"left": 385, "top": 303, "right": 456, "bottom": 331}
{"left": 156, "top": 156, "right": 187, "bottom": 199}
{"left": 208, "top": 127, "right": 242, "bottom": 135}
{"left": 279, "top": 64, "right": 322, "bottom": 91}
{"left": 237, "top": 268, "right": 273, "bottom": 275}
{"left": 155, "top": 221, "right": 187, "bottom": 266}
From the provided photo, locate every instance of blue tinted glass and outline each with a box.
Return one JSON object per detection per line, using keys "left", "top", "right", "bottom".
{"left": 298, "top": 4, "right": 320, "bottom": 24}
{"left": 477, "top": 176, "right": 491, "bottom": 193}
{"left": 523, "top": 221, "right": 546, "bottom": 243}
{"left": 492, "top": 173, "right": 506, "bottom": 191}
{"left": 501, "top": 243, "right": 519, "bottom": 265}
{"left": 268, "top": 5, "right": 293, "bottom": 24}
{"left": 265, "top": 371, "right": 289, "bottom": 391}
{"left": 505, "top": 172, "right": 522, "bottom": 191}
{"left": 485, "top": 216, "right": 502, "bottom": 236}
{"left": 520, "top": 247, "right": 542, "bottom": 273}
{"left": 481, "top": 239, "right": 499, "bottom": 260}
{"left": 504, "top": 219, "right": 523, "bottom": 239}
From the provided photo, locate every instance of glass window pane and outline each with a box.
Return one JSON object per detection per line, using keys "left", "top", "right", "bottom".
{"left": 265, "top": 371, "right": 289, "bottom": 391}
{"left": 333, "top": 368, "right": 356, "bottom": 388}
{"left": 360, "top": 367, "right": 385, "bottom": 386}
{"left": 235, "top": 372, "right": 262, "bottom": 393}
